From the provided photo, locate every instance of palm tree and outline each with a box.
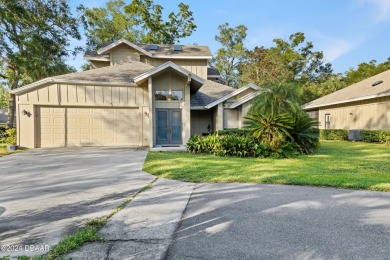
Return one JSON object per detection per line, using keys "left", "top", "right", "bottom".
{"left": 289, "top": 111, "right": 320, "bottom": 154}
{"left": 250, "top": 83, "right": 301, "bottom": 115}
{"left": 244, "top": 113, "right": 293, "bottom": 148}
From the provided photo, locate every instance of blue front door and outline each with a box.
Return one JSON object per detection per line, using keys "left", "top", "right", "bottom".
{"left": 156, "top": 109, "right": 182, "bottom": 145}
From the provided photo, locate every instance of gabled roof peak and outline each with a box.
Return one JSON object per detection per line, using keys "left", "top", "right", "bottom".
{"left": 90, "top": 39, "right": 212, "bottom": 60}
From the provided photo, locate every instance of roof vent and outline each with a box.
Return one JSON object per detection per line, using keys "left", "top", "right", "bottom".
{"left": 372, "top": 80, "right": 383, "bottom": 87}
{"left": 173, "top": 45, "right": 183, "bottom": 51}
{"left": 149, "top": 44, "right": 159, "bottom": 50}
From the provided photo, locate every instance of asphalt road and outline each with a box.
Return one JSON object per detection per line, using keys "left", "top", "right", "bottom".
{"left": 166, "top": 183, "right": 390, "bottom": 260}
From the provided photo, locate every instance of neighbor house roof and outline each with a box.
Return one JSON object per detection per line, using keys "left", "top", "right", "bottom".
{"left": 303, "top": 69, "right": 390, "bottom": 110}
{"left": 85, "top": 39, "right": 212, "bottom": 60}
{"left": 10, "top": 61, "right": 154, "bottom": 94}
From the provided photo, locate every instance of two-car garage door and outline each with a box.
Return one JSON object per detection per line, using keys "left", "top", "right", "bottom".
{"left": 38, "top": 107, "right": 140, "bottom": 147}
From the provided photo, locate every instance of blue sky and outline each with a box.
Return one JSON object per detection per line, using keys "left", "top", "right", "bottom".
{"left": 68, "top": 0, "right": 390, "bottom": 73}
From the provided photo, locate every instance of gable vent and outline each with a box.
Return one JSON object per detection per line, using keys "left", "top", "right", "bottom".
{"left": 149, "top": 44, "right": 159, "bottom": 50}
{"left": 173, "top": 45, "right": 183, "bottom": 51}
{"left": 372, "top": 80, "right": 383, "bottom": 87}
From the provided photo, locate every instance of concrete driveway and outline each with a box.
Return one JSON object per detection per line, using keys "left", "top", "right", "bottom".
{"left": 0, "top": 147, "right": 155, "bottom": 257}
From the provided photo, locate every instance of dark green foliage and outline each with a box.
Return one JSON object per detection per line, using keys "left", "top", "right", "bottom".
{"left": 187, "top": 133, "right": 303, "bottom": 158}
{"left": 360, "top": 130, "right": 390, "bottom": 144}
{"left": 80, "top": 0, "right": 197, "bottom": 49}
{"left": 289, "top": 112, "right": 320, "bottom": 154}
{"left": 0, "top": 128, "right": 16, "bottom": 145}
{"left": 319, "top": 129, "right": 348, "bottom": 140}
{"left": 249, "top": 83, "right": 301, "bottom": 115}
{"left": 216, "top": 129, "right": 251, "bottom": 136}
{"left": 187, "top": 134, "right": 260, "bottom": 157}
{"left": 244, "top": 113, "right": 293, "bottom": 148}
{"left": 211, "top": 22, "right": 248, "bottom": 87}
{"left": 0, "top": 0, "right": 81, "bottom": 128}
{"left": 244, "top": 83, "right": 319, "bottom": 155}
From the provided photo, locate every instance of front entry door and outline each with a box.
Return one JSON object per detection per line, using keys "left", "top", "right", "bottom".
{"left": 156, "top": 109, "right": 182, "bottom": 145}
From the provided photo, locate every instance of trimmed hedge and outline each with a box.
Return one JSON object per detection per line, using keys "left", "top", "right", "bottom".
{"left": 187, "top": 134, "right": 259, "bottom": 157}
{"left": 187, "top": 134, "right": 301, "bottom": 158}
{"left": 319, "top": 129, "right": 348, "bottom": 140}
{"left": 360, "top": 130, "right": 390, "bottom": 144}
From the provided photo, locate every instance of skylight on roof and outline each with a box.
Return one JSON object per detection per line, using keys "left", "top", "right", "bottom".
{"left": 149, "top": 44, "right": 159, "bottom": 50}
{"left": 173, "top": 45, "right": 183, "bottom": 51}
{"left": 372, "top": 80, "right": 383, "bottom": 87}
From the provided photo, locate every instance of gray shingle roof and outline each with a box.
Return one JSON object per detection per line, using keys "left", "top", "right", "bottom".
{"left": 54, "top": 61, "right": 154, "bottom": 83}
{"left": 85, "top": 41, "right": 212, "bottom": 58}
{"left": 303, "top": 69, "right": 390, "bottom": 109}
{"left": 191, "top": 80, "right": 236, "bottom": 107}
{"left": 207, "top": 67, "right": 220, "bottom": 76}
{"left": 136, "top": 43, "right": 212, "bottom": 57}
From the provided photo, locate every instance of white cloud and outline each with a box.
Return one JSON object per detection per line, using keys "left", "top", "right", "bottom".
{"left": 313, "top": 32, "right": 356, "bottom": 62}
{"left": 359, "top": 0, "right": 390, "bottom": 23}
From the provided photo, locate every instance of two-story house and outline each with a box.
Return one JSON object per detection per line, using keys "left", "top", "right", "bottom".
{"left": 10, "top": 39, "right": 260, "bottom": 148}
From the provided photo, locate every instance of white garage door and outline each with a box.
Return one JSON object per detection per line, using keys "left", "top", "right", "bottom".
{"left": 38, "top": 107, "right": 140, "bottom": 147}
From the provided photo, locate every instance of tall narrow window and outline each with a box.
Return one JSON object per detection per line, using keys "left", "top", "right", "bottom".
{"left": 325, "top": 114, "right": 330, "bottom": 129}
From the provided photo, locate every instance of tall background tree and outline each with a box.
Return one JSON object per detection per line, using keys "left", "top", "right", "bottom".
{"left": 0, "top": 0, "right": 81, "bottom": 128}
{"left": 212, "top": 23, "right": 248, "bottom": 87}
{"left": 80, "top": 0, "right": 197, "bottom": 50}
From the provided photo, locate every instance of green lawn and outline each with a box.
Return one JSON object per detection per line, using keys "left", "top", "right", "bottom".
{"left": 0, "top": 144, "right": 25, "bottom": 157}
{"left": 143, "top": 141, "right": 390, "bottom": 192}
{"left": 0, "top": 144, "right": 10, "bottom": 156}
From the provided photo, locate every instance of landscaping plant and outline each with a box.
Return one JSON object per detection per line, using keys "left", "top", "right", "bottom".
{"left": 244, "top": 83, "right": 319, "bottom": 155}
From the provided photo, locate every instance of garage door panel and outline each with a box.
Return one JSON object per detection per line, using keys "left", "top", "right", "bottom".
{"left": 66, "top": 107, "right": 139, "bottom": 147}
{"left": 38, "top": 107, "right": 140, "bottom": 147}
{"left": 39, "top": 107, "right": 66, "bottom": 147}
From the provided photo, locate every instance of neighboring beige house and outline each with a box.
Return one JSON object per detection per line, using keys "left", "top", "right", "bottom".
{"left": 303, "top": 69, "right": 390, "bottom": 130}
{"left": 10, "top": 39, "right": 260, "bottom": 148}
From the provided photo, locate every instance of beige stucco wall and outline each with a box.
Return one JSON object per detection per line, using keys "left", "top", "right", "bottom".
{"left": 222, "top": 100, "right": 252, "bottom": 129}
{"left": 15, "top": 82, "right": 150, "bottom": 148}
{"left": 90, "top": 60, "right": 110, "bottom": 69}
{"left": 317, "top": 96, "right": 390, "bottom": 130}
{"left": 223, "top": 109, "right": 239, "bottom": 129}
{"left": 141, "top": 57, "right": 208, "bottom": 79}
{"left": 191, "top": 110, "right": 214, "bottom": 135}
{"left": 110, "top": 43, "right": 141, "bottom": 65}
{"left": 151, "top": 69, "right": 190, "bottom": 145}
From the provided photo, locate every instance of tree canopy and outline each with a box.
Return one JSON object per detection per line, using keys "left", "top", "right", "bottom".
{"left": 80, "top": 0, "right": 197, "bottom": 50}
{"left": 0, "top": 0, "right": 81, "bottom": 128}
{"left": 211, "top": 23, "right": 248, "bottom": 87}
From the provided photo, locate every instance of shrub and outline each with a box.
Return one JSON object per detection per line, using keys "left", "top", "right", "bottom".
{"left": 360, "top": 130, "right": 390, "bottom": 144}
{"left": 187, "top": 133, "right": 302, "bottom": 158}
{"left": 187, "top": 134, "right": 261, "bottom": 157}
{"left": 289, "top": 112, "right": 320, "bottom": 154}
{"left": 0, "top": 128, "right": 17, "bottom": 145}
{"left": 319, "top": 129, "right": 348, "bottom": 140}
{"left": 0, "top": 126, "right": 5, "bottom": 138}
{"left": 216, "top": 129, "right": 251, "bottom": 136}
